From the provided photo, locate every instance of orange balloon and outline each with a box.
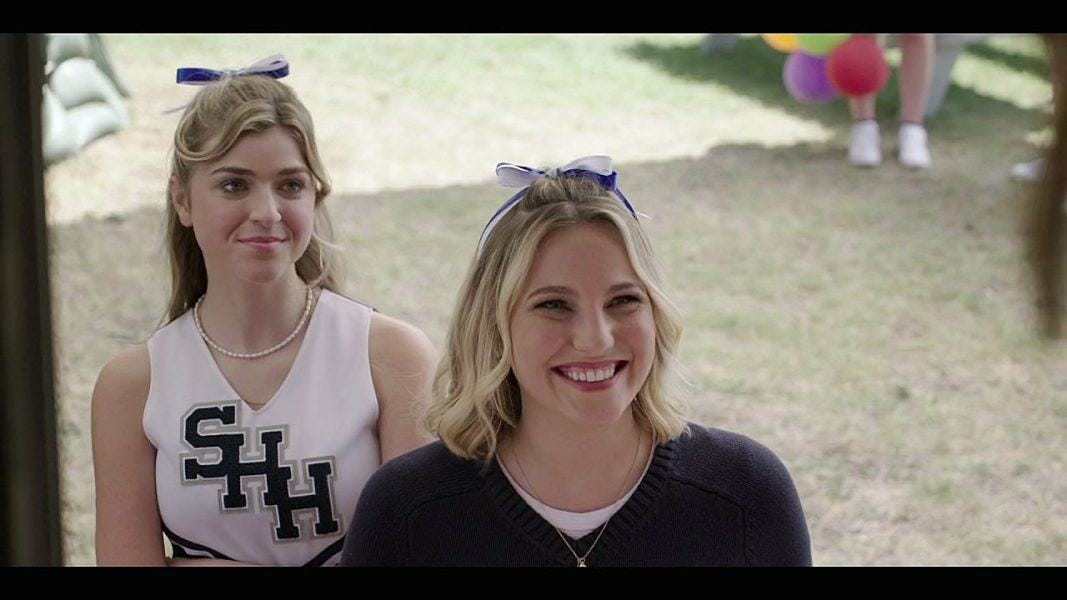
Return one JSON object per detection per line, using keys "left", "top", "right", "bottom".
{"left": 762, "top": 33, "right": 799, "bottom": 53}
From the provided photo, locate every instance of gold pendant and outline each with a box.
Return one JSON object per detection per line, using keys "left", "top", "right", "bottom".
{"left": 577, "top": 558, "right": 587, "bottom": 567}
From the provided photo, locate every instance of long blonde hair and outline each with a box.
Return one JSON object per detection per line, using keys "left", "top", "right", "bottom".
{"left": 426, "top": 175, "right": 689, "bottom": 461}
{"left": 162, "top": 75, "right": 342, "bottom": 324}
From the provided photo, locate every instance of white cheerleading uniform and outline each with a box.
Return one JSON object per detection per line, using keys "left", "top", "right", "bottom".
{"left": 143, "top": 290, "right": 381, "bottom": 566}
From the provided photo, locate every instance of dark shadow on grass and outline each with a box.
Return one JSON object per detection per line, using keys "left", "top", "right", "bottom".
{"left": 964, "top": 41, "right": 1050, "bottom": 82}
{"left": 54, "top": 137, "right": 1031, "bottom": 300}
{"left": 622, "top": 36, "right": 1043, "bottom": 136}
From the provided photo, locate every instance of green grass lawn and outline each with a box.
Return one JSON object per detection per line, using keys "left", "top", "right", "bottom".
{"left": 48, "top": 34, "right": 1065, "bottom": 565}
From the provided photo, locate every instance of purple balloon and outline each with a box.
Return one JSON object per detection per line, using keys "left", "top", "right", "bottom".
{"left": 783, "top": 52, "right": 838, "bottom": 103}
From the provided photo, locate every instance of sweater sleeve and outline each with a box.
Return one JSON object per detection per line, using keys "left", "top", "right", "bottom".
{"left": 339, "top": 469, "right": 405, "bottom": 566}
{"left": 741, "top": 439, "right": 812, "bottom": 566}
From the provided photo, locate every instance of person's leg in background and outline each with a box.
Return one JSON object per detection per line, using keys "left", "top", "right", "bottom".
{"left": 847, "top": 35, "right": 882, "bottom": 168}
{"left": 897, "top": 33, "right": 935, "bottom": 169}
{"left": 849, "top": 34, "right": 934, "bottom": 169}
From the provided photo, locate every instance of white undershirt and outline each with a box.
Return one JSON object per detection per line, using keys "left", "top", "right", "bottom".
{"left": 497, "top": 447, "right": 655, "bottom": 539}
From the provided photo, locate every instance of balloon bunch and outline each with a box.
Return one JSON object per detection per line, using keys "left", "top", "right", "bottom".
{"left": 763, "top": 34, "right": 889, "bottom": 104}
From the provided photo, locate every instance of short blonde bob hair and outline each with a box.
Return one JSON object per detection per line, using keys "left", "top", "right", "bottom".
{"left": 426, "top": 174, "right": 689, "bottom": 461}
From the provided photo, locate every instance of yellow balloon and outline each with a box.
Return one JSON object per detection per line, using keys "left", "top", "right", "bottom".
{"left": 762, "top": 33, "right": 799, "bottom": 53}
{"left": 796, "top": 33, "right": 851, "bottom": 55}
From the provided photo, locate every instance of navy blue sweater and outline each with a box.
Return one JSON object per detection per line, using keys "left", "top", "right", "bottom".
{"left": 340, "top": 423, "right": 811, "bottom": 566}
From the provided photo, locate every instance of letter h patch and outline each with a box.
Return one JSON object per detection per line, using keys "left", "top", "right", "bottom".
{"left": 180, "top": 402, "right": 340, "bottom": 541}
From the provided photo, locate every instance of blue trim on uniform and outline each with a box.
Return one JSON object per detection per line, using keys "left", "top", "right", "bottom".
{"left": 303, "top": 536, "right": 346, "bottom": 567}
{"left": 162, "top": 524, "right": 234, "bottom": 561}
{"left": 163, "top": 523, "right": 344, "bottom": 566}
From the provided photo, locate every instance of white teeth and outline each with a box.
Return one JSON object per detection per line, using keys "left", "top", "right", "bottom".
{"left": 562, "top": 366, "right": 616, "bottom": 383}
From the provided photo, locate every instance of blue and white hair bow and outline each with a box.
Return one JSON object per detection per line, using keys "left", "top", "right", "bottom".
{"left": 176, "top": 54, "right": 290, "bottom": 85}
{"left": 165, "top": 54, "right": 291, "bottom": 114}
{"left": 476, "top": 155, "right": 638, "bottom": 257}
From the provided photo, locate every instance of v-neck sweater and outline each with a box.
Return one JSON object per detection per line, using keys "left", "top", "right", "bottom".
{"left": 340, "top": 423, "right": 811, "bottom": 567}
{"left": 495, "top": 445, "right": 655, "bottom": 539}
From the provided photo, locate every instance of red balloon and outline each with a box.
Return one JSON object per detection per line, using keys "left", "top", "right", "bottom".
{"left": 827, "top": 36, "right": 889, "bottom": 97}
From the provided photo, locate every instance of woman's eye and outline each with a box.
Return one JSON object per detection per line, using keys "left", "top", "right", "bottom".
{"left": 611, "top": 295, "right": 642, "bottom": 307}
{"left": 221, "top": 180, "right": 247, "bottom": 193}
{"left": 282, "top": 180, "right": 306, "bottom": 194}
{"left": 536, "top": 299, "right": 568, "bottom": 311}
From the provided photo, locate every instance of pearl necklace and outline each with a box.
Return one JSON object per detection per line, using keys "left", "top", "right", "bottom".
{"left": 194, "top": 287, "right": 315, "bottom": 360}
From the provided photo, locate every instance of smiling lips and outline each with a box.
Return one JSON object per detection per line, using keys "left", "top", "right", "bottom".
{"left": 553, "top": 360, "right": 628, "bottom": 390}
{"left": 240, "top": 236, "right": 286, "bottom": 250}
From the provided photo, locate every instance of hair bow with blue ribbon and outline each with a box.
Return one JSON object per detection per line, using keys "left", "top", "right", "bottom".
{"left": 165, "top": 54, "right": 291, "bottom": 114}
{"left": 176, "top": 53, "right": 290, "bottom": 85}
{"left": 476, "top": 155, "right": 639, "bottom": 257}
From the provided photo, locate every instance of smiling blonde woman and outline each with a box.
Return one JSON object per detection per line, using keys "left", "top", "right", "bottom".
{"left": 91, "top": 57, "right": 435, "bottom": 567}
{"left": 340, "top": 156, "right": 811, "bottom": 567}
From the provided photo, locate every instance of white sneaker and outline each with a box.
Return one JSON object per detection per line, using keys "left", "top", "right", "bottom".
{"left": 1011, "top": 157, "right": 1044, "bottom": 182}
{"left": 898, "top": 123, "right": 931, "bottom": 169}
{"left": 848, "top": 120, "right": 882, "bottom": 168}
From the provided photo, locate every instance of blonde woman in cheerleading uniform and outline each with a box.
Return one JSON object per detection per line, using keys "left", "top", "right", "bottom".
{"left": 91, "top": 56, "right": 435, "bottom": 566}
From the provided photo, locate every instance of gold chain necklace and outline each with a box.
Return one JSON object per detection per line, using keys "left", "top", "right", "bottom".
{"left": 510, "top": 431, "right": 644, "bottom": 568}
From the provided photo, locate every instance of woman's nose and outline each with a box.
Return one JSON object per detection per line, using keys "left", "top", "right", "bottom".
{"left": 571, "top": 309, "right": 613, "bottom": 354}
{"left": 248, "top": 185, "right": 282, "bottom": 224}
